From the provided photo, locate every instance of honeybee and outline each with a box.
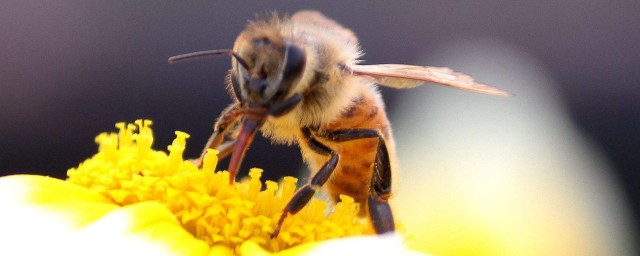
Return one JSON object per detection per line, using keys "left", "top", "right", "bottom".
{"left": 169, "top": 10, "right": 510, "bottom": 237}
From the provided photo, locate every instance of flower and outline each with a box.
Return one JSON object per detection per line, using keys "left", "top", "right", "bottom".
{"left": 0, "top": 120, "right": 424, "bottom": 255}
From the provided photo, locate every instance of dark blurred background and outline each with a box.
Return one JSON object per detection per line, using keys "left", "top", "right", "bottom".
{"left": 1, "top": 1, "right": 638, "bottom": 253}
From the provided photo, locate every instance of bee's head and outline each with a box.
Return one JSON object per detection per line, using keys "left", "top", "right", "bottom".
{"left": 167, "top": 35, "right": 306, "bottom": 108}
{"left": 233, "top": 32, "right": 306, "bottom": 106}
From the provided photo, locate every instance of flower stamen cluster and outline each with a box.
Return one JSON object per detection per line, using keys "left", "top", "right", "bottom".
{"left": 66, "top": 120, "right": 373, "bottom": 253}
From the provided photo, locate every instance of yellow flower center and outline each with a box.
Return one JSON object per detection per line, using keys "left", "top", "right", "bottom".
{"left": 66, "top": 120, "right": 374, "bottom": 252}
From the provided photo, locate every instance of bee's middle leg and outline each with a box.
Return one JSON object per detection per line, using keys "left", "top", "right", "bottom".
{"left": 271, "top": 127, "right": 338, "bottom": 238}
{"left": 272, "top": 127, "right": 396, "bottom": 238}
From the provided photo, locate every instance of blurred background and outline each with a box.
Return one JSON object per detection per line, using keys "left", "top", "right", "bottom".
{"left": 1, "top": 1, "right": 638, "bottom": 255}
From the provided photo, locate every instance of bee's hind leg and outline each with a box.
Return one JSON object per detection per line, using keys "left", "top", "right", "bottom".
{"left": 367, "top": 133, "right": 395, "bottom": 233}
{"left": 323, "top": 129, "right": 395, "bottom": 234}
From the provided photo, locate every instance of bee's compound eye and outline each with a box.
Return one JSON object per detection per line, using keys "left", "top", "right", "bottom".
{"left": 282, "top": 44, "right": 306, "bottom": 81}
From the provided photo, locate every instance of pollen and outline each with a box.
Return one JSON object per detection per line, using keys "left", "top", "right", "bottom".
{"left": 66, "top": 120, "right": 374, "bottom": 253}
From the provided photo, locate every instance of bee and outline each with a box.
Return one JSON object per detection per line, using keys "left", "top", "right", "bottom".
{"left": 168, "top": 10, "right": 510, "bottom": 237}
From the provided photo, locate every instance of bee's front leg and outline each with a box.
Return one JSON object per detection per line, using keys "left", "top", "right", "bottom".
{"left": 196, "top": 102, "right": 243, "bottom": 168}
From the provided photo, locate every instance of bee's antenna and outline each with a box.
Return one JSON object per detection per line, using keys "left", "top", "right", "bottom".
{"left": 168, "top": 49, "right": 250, "bottom": 70}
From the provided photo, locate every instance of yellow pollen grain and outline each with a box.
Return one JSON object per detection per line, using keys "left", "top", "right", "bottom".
{"left": 66, "top": 120, "right": 374, "bottom": 253}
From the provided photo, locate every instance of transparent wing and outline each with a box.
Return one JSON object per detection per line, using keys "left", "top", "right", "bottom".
{"left": 291, "top": 10, "right": 358, "bottom": 45}
{"left": 351, "top": 64, "right": 511, "bottom": 96}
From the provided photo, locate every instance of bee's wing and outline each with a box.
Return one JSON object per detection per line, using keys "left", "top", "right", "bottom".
{"left": 291, "top": 10, "right": 358, "bottom": 45}
{"left": 351, "top": 64, "right": 511, "bottom": 96}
